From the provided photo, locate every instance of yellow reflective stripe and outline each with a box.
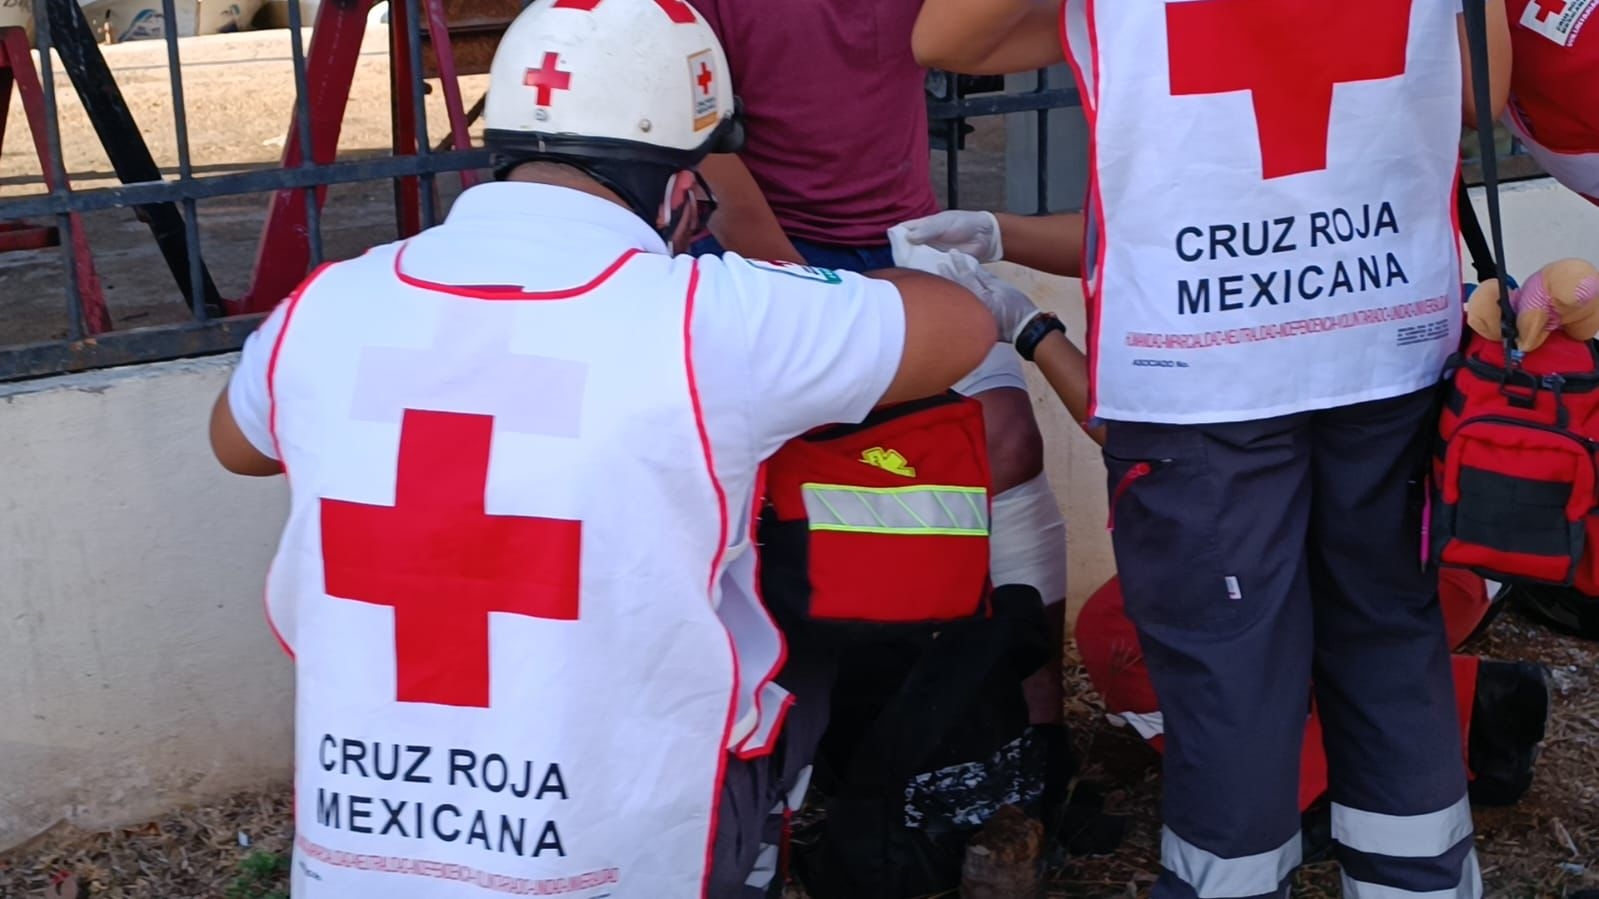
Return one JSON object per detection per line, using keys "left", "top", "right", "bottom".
{"left": 801, "top": 483, "right": 989, "bottom": 536}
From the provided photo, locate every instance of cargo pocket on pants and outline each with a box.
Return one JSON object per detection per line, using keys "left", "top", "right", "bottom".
{"left": 1104, "top": 443, "right": 1237, "bottom": 630}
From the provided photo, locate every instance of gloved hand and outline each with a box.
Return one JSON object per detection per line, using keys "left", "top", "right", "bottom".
{"left": 895, "top": 246, "right": 1042, "bottom": 344}
{"left": 888, "top": 210, "right": 1004, "bottom": 263}
{"left": 964, "top": 261, "right": 1044, "bottom": 344}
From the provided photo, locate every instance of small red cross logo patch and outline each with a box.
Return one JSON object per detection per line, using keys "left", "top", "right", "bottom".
{"left": 696, "top": 61, "right": 714, "bottom": 95}
{"left": 320, "top": 409, "right": 582, "bottom": 708}
{"left": 1530, "top": 0, "right": 1568, "bottom": 21}
{"left": 523, "top": 51, "right": 572, "bottom": 107}
{"left": 1166, "top": 0, "right": 1413, "bottom": 179}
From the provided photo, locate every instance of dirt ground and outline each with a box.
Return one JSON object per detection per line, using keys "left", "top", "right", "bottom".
{"left": 1, "top": 26, "right": 1595, "bottom": 899}
{"left": 1, "top": 603, "right": 1595, "bottom": 898}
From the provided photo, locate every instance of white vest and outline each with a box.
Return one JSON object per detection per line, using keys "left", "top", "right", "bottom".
{"left": 1066, "top": 0, "right": 1464, "bottom": 424}
{"left": 1505, "top": 106, "right": 1599, "bottom": 203}
{"left": 265, "top": 241, "right": 740, "bottom": 897}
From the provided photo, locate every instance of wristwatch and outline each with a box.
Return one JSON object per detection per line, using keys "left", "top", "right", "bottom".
{"left": 1014, "top": 312, "right": 1066, "bottom": 362}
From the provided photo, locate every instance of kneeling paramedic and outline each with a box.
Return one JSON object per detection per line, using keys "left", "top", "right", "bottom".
{"left": 204, "top": 1, "right": 998, "bottom": 896}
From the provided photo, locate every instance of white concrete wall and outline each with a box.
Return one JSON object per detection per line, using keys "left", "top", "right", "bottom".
{"left": 0, "top": 357, "right": 293, "bottom": 852}
{"left": 0, "top": 177, "right": 1592, "bottom": 853}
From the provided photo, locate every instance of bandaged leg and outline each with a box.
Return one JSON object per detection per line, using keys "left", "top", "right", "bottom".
{"left": 990, "top": 472, "right": 1067, "bottom": 605}
{"left": 954, "top": 345, "right": 1066, "bottom": 724}
{"left": 952, "top": 344, "right": 1063, "bottom": 599}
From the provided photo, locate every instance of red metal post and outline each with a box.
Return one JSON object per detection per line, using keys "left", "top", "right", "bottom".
{"left": 0, "top": 26, "right": 110, "bottom": 334}
{"left": 389, "top": 0, "right": 424, "bottom": 239}
{"left": 234, "top": 0, "right": 375, "bottom": 314}
{"left": 423, "top": 0, "right": 477, "bottom": 189}
{"left": 240, "top": 0, "right": 479, "bottom": 312}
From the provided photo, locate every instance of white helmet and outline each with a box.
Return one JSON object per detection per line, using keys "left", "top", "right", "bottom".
{"left": 483, "top": 0, "right": 744, "bottom": 199}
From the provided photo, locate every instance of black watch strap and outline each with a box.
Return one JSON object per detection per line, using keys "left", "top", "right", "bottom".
{"left": 1015, "top": 312, "right": 1065, "bottom": 362}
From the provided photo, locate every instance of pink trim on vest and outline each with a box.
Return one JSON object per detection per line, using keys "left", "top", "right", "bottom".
{"left": 262, "top": 262, "right": 335, "bottom": 659}
{"left": 392, "top": 244, "right": 642, "bottom": 300}
{"left": 684, "top": 260, "right": 739, "bottom": 898}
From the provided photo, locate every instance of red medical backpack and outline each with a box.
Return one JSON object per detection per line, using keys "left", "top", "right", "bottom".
{"left": 1432, "top": 332, "right": 1599, "bottom": 592}
{"left": 1432, "top": 3, "right": 1599, "bottom": 599}
{"left": 758, "top": 391, "right": 994, "bottom": 635}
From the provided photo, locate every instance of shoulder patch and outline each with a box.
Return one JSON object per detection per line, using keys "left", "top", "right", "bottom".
{"left": 745, "top": 258, "right": 845, "bottom": 285}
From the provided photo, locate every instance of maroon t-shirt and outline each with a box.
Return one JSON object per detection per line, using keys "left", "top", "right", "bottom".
{"left": 689, "top": 0, "right": 940, "bottom": 247}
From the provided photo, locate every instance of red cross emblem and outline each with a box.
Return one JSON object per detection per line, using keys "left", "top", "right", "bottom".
{"left": 1166, "top": 0, "right": 1413, "bottom": 179}
{"left": 1530, "top": 0, "right": 1568, "bottom": 21}
{"left": 552, "top": 0, "right": 697, "bottom": 24}
{"left": 523, "top": 51, "right": 572, "bottom": 107}
{"left": 320, "top": 409, "right": 581, "bottom": 708}
{"left": 696, "top": 60, "right": 714, "bottom": 95}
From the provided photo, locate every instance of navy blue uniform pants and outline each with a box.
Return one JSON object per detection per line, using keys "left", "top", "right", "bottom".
{"left": 1105, "top": 388, "right": 1480, "bottom": 899}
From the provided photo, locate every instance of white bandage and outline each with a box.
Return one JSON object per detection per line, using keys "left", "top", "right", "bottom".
{"left": 952, "top": 343, "right": 1028, "bottom": 397}
{"left": 988, "top": 472, "right": 1067, "bottom": 605}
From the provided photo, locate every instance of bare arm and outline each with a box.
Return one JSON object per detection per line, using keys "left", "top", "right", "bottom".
{"left": 1032, "top": 330, "right": 1106, "bottom": 446}
{"left": 699, "top": 153, "right": 806, "bottom": 264}
{"left": 1458, "top": 2, "right": 1512, "bottom": 128}
{"left": 867, "top": 268, "right": 997, "bottom": 405}
{"left": 912, "top": 0, "right": 1065, "bottom": 75}
{"left": 995, "top": 212, "right": 1085, "bottom": 278}
{"left": 209, "top": 387, "right": 283, "bottom": 476}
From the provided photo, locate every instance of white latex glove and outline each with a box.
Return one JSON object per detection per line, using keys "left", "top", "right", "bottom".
{"left": 965, "top": 263, "right": 1043, "bottom": 344}
{"left": 888, "top": 210, "right": 1004, "bottom": 263}
{"left": 892, "top": 245, "right": 1042, "bottom": 344}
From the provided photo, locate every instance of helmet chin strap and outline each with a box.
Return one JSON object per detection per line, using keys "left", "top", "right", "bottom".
{"left": 655, "top": 180, "right": 691, "bottom": 247}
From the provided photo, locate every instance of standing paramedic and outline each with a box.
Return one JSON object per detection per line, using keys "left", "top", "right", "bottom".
{"left": 911, "top": 2, "right": 1513, "bottom": 898}
{"left": 683, "top": 1, "right": 1071, "bottom": 713}
{"left": 204, "top": 1, "right": 996, "bottom": 896}
{"left": 1503, "top": 0, "right": 1599, "bottom": 204}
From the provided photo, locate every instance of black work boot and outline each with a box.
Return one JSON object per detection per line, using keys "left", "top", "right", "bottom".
{"left": 1510, "top": 583, "right": 1599, "bottom": 641}
{"left": 1466, "top": 660, "right": 1551, "bottom": 806}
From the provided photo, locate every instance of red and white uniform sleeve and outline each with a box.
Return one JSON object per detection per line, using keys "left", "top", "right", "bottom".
{"left": 225, "top": 301, "right": 292, "bottom": 460}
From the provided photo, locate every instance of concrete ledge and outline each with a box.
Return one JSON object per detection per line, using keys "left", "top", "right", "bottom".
{"left": 0, "top": 355, "right": 293, "bottom": 852}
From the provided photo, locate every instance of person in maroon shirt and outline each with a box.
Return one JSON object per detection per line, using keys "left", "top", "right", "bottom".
{"left": 687, "top": 0, "right": 1045, "bottom": 499}
{"left": 687, "top": 1, "right": 1071, "bottom": 892}
{"left": 689, "top": 0, "right": 937, "bottom": 265}
{"left": 685, "top": 0, "right": 1058, "bottom": 640}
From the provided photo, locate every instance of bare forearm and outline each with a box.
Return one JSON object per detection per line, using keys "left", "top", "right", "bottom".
{"left": 1032, "top": 331, "right": 1105, "bottom": 446}
{"left": 996, "top": 212, "right": 1085, "bottom": 278}
{"left": 699, "top": 154, "right": 805, "bottom": 263}
{"left": 913, "top": 0, "right": 1064, "bottom": 75}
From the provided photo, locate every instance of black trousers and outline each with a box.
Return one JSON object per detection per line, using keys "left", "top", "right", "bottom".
{"left": 1104, "top": 388, "right": 1478, "bottom": 899}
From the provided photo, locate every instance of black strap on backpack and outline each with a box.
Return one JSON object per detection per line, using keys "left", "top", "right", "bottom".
{"left": 1462, "top": 0, "right": 1521, "bottom": 364}
{"left": 1458, "top": 178, "right": 1497, "bottom": 285}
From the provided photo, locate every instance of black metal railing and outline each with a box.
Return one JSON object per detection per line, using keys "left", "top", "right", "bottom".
{"left": 925, "top": 68, "right": 1082, "bottom": 214}
{"left": 0, "top": 10, "right": 1545, "bottom": 384}
{"left": 0, "top": 0, "right": 493, "bottom": 382}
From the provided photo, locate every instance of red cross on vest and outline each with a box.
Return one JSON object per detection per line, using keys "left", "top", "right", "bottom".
{"left": 523, "top": 51, "right": 572, "bottom": 107}
{"left": 320, "top": 409, "right": 581, "bottom": 708}
{"left": 1530, "top": 0, "right": 1568, "bottom": 20}
{"left": 1166, "top": 0, "right": 1414, "bottom": 179}
{"left": 696, "top": 61, "right": 714, "bottom": 95}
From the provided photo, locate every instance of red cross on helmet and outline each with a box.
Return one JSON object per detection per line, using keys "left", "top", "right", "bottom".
{"left": 483, "top": 0, "right": 744, "bottom": 174}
